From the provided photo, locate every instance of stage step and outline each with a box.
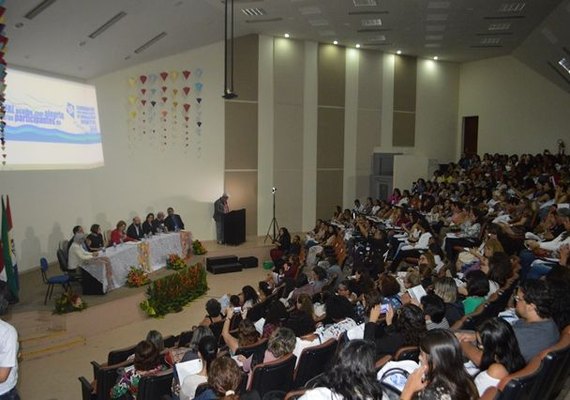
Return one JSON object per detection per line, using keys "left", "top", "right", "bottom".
{"left": 208, "top": 262, "right": 243, "bottom": 275}
{"left": 206, "top": 255, "right": 239, "bottom": 268}
{"left": 239, "top": 256, "right": 258, "bottom": 269}
{"left": 20, "top": 330, "right": 86, "bottom": 361}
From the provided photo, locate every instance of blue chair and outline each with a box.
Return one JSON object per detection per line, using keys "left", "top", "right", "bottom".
{"left": 40, "top": 257, "right": 71, "bottom": 305}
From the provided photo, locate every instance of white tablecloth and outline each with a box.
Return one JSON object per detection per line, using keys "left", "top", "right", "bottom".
{"left": 82, "top": 232, "right": 184, "bottom": 293}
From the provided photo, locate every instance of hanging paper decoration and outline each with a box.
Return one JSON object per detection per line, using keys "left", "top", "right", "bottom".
{"left": 0, "top": 5, "right": 8, "bottom": 165}
{"left": 126, "top": 66, "right": 205, "bottom": 155}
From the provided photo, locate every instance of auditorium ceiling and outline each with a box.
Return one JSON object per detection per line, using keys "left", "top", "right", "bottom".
{"left": 4, "top": 0, "right": 570, "bottom": 91}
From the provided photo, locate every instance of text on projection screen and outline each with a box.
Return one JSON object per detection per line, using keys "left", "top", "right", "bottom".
{"left": 3, "top": 69, "right": 104, "bottom": 170}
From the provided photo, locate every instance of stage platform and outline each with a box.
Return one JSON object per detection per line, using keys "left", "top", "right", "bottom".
{"left": 4, "top": 236, "right": 273, "bottom": 360}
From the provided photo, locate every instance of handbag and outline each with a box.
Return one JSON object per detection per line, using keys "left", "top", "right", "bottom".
{"left": 378, "top": 367, "right": 410, "bottom": 400}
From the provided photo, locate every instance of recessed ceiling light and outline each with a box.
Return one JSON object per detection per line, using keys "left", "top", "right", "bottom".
{"left": 396, "top": 50, "right": 402, "bottom": 55}
{"left": 356, "top": 43, "right": 361, "bottom": 48}
{"left": 333, "top": 40, "right": 338, "bottom": 45}
{"left": 241, "top": 7, "right": 267, "bottom": 17}
{"left": 559, "top": 58, "right": 570, "bottom": 74}
{"left": 284, "top": 33, "right": 290, "bottom": 38}
{"left": 361, "top": 18, "right": 382, "bottom": 27}
{"left": 433, "top": 56, "right": 439, "bottom": 60}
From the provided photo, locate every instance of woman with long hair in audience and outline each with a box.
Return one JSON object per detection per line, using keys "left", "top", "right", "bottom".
{"left": 299, "top": 339, "right": 387, "bottom": 400}
{"left": 462, "top": 270, "right": 490, "bottom": 314}
{"left": 240, "top": 327, "right": 296, "bottom": 387}
{"left": 271, "top": 227, "right": 292, "bottom": 261}
{"left": 222, "top": 310, "right": 260, "bottom": 354}
{"left": 110, "top": 340, "right": 166, "bottom": 399}
{"left": 433, "top": 277, "right": 464, "bottom": 326}
{"left": 261, "top": 301, "right": 288, "bottom": 339}
{"left": 364, "top": 303, "right": 427, "bottom": 358}
{"left": 239, "top": 285, "right": 259, "bottom": 317}
{"left": 400, "top": 329, "right": 478, "bottom": 400}
{"left": 170, "top": 327, "right": 215, "bottom": 398}
{"left": 240, "top": 285, "right": 259, "bottom": 306}
{"left": 457, "top": 317, "right": 526, "bottom": 396}
{"left": 180, "top": 336, "right": 219, "bottom": 400}
{"left": 377, "top": 273, "right": 403, "bottom": 309}
{"left": 295, "top": 293, "right": 317, "bottom": 321}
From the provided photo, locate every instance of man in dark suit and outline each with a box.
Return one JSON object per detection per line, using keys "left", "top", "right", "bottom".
{"left": 165, "top": 207, "right": 185, "bottom": 232}
{"left": 213, "top": 194, "right": 229, "bottom": 244}
{"left": 126, "top": 216, "right": 144, "bottom": 240}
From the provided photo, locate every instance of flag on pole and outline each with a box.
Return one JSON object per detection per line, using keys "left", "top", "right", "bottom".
{"left": 1, "top": 196, "right": 18, "bottom": 301}
{"left": 0, "top": 236, "right": 4, "bottom": 275}
{"left": 5, "top": 196, "right": 19, "bottom": 291}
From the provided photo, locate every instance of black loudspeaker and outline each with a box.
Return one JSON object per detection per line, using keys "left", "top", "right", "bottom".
{"left": 239, "top": 256, "right": 258, "bottom": 269}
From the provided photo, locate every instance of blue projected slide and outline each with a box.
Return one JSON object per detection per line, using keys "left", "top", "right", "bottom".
{"left": 3, "top": 69, "right": 104, "bottom": 170}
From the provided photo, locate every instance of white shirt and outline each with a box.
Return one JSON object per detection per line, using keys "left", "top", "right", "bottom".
{"left": 293, "top": 336, "right": 322, "bottom": 367}
{"left": 538, "top": 231, "right": 570, "bottom": 252}
{"left": 180, "top": 373, "right": 207, "bottom": 400}
{"left": 300, "top": 387, "right": 389, "bottom": 400}
{"left": 0, "top": 320, "right": 18, "bottom": 395}
{"left": 474, "top": 370, "right": 500, "bottom": 396}
{"left": 67, "top": 242, "right": 94, "bottom": 270}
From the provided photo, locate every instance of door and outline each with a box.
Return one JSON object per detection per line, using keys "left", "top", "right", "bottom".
{"left": 462, "top": 116, "right": 479, "bottom": 155}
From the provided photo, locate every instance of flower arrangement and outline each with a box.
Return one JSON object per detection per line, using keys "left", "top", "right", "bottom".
{"left": 192, "top": 239, "right": 207, "bottom": 255}
{"left": 126, "top": 266, "right": 150, "bottom": 288}
{"left": 140, "top": 263, "right": 207, "bottom": 318}
{"left": 54, "top": 290, "right": 88, "bottom": 314}
{"left": 166, "top": 254, "right": 186, "bottom": 270}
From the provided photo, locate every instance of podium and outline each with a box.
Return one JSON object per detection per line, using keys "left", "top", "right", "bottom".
{"left": 224, "top": 209, "right": 246, "bottom": 245}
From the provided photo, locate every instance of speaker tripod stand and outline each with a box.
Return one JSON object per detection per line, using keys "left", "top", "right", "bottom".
{"left": 264, "top": 188, "right": 279, "bottom": 243}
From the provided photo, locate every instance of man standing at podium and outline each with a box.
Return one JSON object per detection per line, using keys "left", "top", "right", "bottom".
{"left": 213, "top": 193, "right": 229, "bottom": 244}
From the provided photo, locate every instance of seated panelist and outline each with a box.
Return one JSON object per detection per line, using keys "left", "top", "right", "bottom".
{"left": 110, "top": 220, "right": 136, "bottom": 245}
{"left": 165, "top": 207, "right": 185, "bottom": 232}
{"left": 127, "top": 216, "right": 145, "bottom": 240}
{"left": 142, "top": 213, "right": 156, "bottom": 235}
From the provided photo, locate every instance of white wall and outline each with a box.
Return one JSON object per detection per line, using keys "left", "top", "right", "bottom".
{"left": 375, "top": 56, "right": 459, "bottom": 163}
{"left": 0, "top": 41, "right": 225, "bottom": 272}
{"left": 394, "top": 155, "right": 430, "bottom": 192}
{"left": 458, "top": 55, "right": 570, "bottom": 155}
{"left": 416, "top": 59, "right": 459, "bottom": 163}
